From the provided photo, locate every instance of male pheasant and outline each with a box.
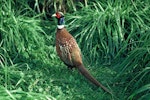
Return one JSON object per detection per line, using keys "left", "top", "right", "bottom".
{"left": 52, "top": 12, "right": 112, "bottom": 94}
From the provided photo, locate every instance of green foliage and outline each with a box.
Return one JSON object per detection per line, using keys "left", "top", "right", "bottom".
{"left": 0, "top": 0, "right": 150, "bottom": 100}
{"left": 0, "top": 85, "right": 56, "bottom": 100}
{"left": 0, "top": 0, "right": 57, "bottom": 99}
{"left": 65, "top": 1, "right": 150, "bottom": 99}
{"left": 0, "top": 0, "right": 56, "bottom": 64}
{"left": 66, "top": 0, "right": 150, "bottom": 64}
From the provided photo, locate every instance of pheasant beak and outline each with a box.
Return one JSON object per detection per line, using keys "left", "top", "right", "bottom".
{"left": 52, "top": 13, "right": 57, "bottom": 17}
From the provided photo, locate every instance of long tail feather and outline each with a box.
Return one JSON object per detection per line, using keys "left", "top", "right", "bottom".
{"left": 77, "top": 64, "right": 112, "bottom": 94}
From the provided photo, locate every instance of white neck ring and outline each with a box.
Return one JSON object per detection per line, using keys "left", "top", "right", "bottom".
{"left": 57, "top": 25, "right": 65, "bottom": 29}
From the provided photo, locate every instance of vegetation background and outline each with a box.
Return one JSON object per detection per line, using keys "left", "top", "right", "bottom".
{"left": 0, "top": 0, "right": 150, "bottom": 100}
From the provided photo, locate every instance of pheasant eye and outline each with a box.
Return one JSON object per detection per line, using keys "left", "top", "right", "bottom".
{"left": 56, "top": 12, "right": 61, "bottom": 18}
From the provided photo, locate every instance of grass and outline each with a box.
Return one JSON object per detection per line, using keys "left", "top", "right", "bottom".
{"left": 0, "top": 0, "right": 150, "bottom": 100}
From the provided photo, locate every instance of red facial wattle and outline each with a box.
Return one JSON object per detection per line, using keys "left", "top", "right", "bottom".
{"left": 56, "top": 12, "right": 61, "bottom": 18}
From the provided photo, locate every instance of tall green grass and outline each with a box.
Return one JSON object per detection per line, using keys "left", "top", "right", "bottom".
{"left": 65, "top": 0, "right": 150, "bottom": 99}
{"left": 0, "top": 0, "right": 57, "bottom": 99}
{"left": 0, "top": 85, "right": 56, "bottom": 100}
{"left": 0, "top": 0, "right": 56, "bottom": 64}
{"left": 66, "top": 0, "right": 150, "bottom": 65}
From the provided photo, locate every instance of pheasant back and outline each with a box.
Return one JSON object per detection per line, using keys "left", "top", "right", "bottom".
{"left": 56, "top": 28, "right": 83, "bottom": 68}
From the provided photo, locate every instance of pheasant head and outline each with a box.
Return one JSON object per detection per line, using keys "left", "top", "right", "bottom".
{"left": 52, "top": 12, "right": 65, "bottom": 29}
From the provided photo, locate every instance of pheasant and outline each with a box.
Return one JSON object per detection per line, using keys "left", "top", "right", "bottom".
{"left": 52, "top": 12, "right": 112, "bottom": 94}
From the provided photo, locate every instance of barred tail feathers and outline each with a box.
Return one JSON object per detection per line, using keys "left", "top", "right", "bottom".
{"left": 77, "top": 64, "right": 112, "bottom": 94}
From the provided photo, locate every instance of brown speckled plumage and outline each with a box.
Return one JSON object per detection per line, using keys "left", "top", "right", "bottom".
{"left": 56, "top": 28, "right": 82, "bottom": 68}
{"left": 52, "top": 12, "right": 112, "bottom": 94}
